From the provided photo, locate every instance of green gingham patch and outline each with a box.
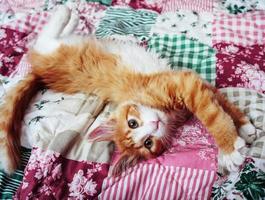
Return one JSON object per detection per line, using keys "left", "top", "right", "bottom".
{"left": 0, "top": 147, "right": 31, "bottom": 199}
{"left": 148, "top": 34, "right": 216, "bottom": 84}
{"left": 95, "top": 7, "right": 157, "bottom": 40}
{"left": 220, "top": 87, "right": 265, "bottom": 159}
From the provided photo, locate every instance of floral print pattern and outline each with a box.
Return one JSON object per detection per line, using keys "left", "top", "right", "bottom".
{"left": 68, "top": 170, "right": 97, "bottom": 199}
{"left": 212, "top": 158, "right": 265, "bottom": 200}
{"left": 217, "top": 0, "right": 265, "bottom": 14}
{"left": 0, "top": 28, "right": 28, "bottom": 76}
{"left": 170, "top": 117, "right": 217, "bottom": 168}
{"left": 151, "top": 11, "right": 213, "bottom": 45}
{"left": 14, "top": 148, "right": 109, "bottom": 199}
{"left": 215, "top": 43, "right": 265, "bottom": 93}
{"left": 123, "top": 116, "right": 218, "bottom": 171}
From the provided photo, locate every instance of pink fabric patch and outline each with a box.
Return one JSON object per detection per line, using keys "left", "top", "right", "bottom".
{"left": 213, "top": 11, "right": 265, "bottom": 46}
{"left": 1, "top": 0, "right": 44, "bottom": 13}
{"left": 162, "top": 0, "right": 213, "bottom": 12}
{"left": 111, "top": 0, "right": 163, "bottom": 13}
{"left": 3, "top": 11, "right": 49, "bottom": 34}
{"left": 101, "top": 165, "right": 216, "bottom": 200}
{"left": 14, "top": 148, "right": 109, "bottom": 199}
{"left": 100, "top": 117, "right": 218, "bottom": 199}
{"left": 0, "top": 28, "right": 28, "bottom": 76}
{"left": 215, "top": 43, "right": 265, "bottom": 93}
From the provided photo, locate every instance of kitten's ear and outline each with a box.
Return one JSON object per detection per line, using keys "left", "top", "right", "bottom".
{"left": 111, "top": 153, "right": 141, "bottom": 176}
{"left": 87, "top": 119, "right": 116, "bottom": 142}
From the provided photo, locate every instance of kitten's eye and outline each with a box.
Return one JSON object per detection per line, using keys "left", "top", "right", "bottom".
{"left": 128, "top": 119, "right": 139, "bottom": 129}
{"left": 144, "top": 138, "right": 153, "bottom": 149}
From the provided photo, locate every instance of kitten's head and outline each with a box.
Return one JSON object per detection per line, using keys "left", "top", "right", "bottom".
{"left": 88, "top": 101, "right": 189, "bottom": 176}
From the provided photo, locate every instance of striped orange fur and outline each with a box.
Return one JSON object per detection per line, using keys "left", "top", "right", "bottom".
{"left": 0, "top": 40, "right": 249, "bottom": 174}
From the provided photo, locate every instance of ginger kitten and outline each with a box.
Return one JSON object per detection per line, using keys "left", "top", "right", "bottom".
{"left": 0, "top": 6, "right": 256, "bottom": 175}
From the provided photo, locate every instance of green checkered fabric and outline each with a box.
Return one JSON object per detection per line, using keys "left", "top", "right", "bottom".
{"left": 95, "top": 7, "right": 157, "bottom": 40}
{"left": 148, "top": 34, "right": 216, "bottom": 84}
{"left": 0, "top": 147, "right": 31, "bottom": 199}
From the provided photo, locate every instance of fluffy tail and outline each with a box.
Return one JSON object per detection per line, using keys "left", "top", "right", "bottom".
{"left": 0, "top": 73, "right": 41, "bottom": 173}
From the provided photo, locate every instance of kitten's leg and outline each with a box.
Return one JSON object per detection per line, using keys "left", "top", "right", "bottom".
{"left": 163, "top": 71, "right": 246, "bottom": 171}
{"left": 60, "top": 10, "right": 79, "bottom": 37}
{"left": 34, "top": 5, "right": 71, "bottom": 54}
{"left": 207, "top": 84, "right": 256, "bottom": 144}
{"left": 108, "top": 70, "right": 246, "bottom": 172}
{"left": 218, "top": 136, "right": 245, "bottom": 171}
{"left": 39, "top": 5, "right": 71, "bottom": 38}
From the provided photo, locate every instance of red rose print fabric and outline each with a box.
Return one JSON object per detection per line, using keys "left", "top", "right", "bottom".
{"left": 14, "top": 148, "right": 109, "bottom": 200}
{"left": 215, "top": 43, "right": 265, "bottom": 93}
{"left": 0, "top": 28, "right": 28, "bottom": 76}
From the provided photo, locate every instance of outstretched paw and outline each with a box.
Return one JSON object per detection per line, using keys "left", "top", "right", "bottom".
{"left": 239, "top": 123, "right": 256, "bottom": 144}
{"left": 53, "top": 5, "right": 71, "bottom": 29}
{"left": 218, "top": 137, "right": 246, "bottom": 172}
{"left": 34, "top": 5, "right": 71, "bottom": 54}
{"left": 61, "top": 10, "right": 79, "bottom": 37}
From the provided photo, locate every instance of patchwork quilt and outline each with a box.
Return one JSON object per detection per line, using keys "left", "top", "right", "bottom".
{"left": 0, "top": 0, "right": 265, "bottom": 199}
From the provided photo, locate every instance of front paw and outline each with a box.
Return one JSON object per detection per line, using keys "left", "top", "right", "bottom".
{"left": 239, "top": 123, "right": 256, "bottom": 144}
{"left": 218, "top": 137, "right": 246, "bottom": 172}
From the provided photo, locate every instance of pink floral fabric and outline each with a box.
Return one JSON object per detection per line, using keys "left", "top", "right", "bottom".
{"left": 147, "top": 116, "right": 218, "bottom": 170}
{"left": 14, "top": 148, "right": 109, "bottom": 199}
{"left": 213, "top": 11, "right": 265, "bottom": 46}
{"left": 101, "top": 117, "right": 218, "bottom": 199}
{"left": 215, "top": 43, "right": 265, "bottom": 93}
{"left": 0, "top": 28, "right": 28, "bottom": 76}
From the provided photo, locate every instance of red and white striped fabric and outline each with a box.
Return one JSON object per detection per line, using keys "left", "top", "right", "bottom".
{"left": 100, "top": 164, "right": 216, "bottom": 200}
{"left": 162, "top": 0, "right": 213, "bottom": 13}
{"left": 213, "top": 11, "right": 265, "bottom": 46}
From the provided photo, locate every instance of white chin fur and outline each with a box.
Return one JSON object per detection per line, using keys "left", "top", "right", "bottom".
{"left": 218, "top": 137, "right": 246, "bottom": 172}
{"left": 239, "top": 123, "right": 256, "bottom": 144}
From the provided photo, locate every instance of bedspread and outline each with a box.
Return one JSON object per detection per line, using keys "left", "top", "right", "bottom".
{"left": 0, "top": 0, "right": 265, "bottom": 199}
